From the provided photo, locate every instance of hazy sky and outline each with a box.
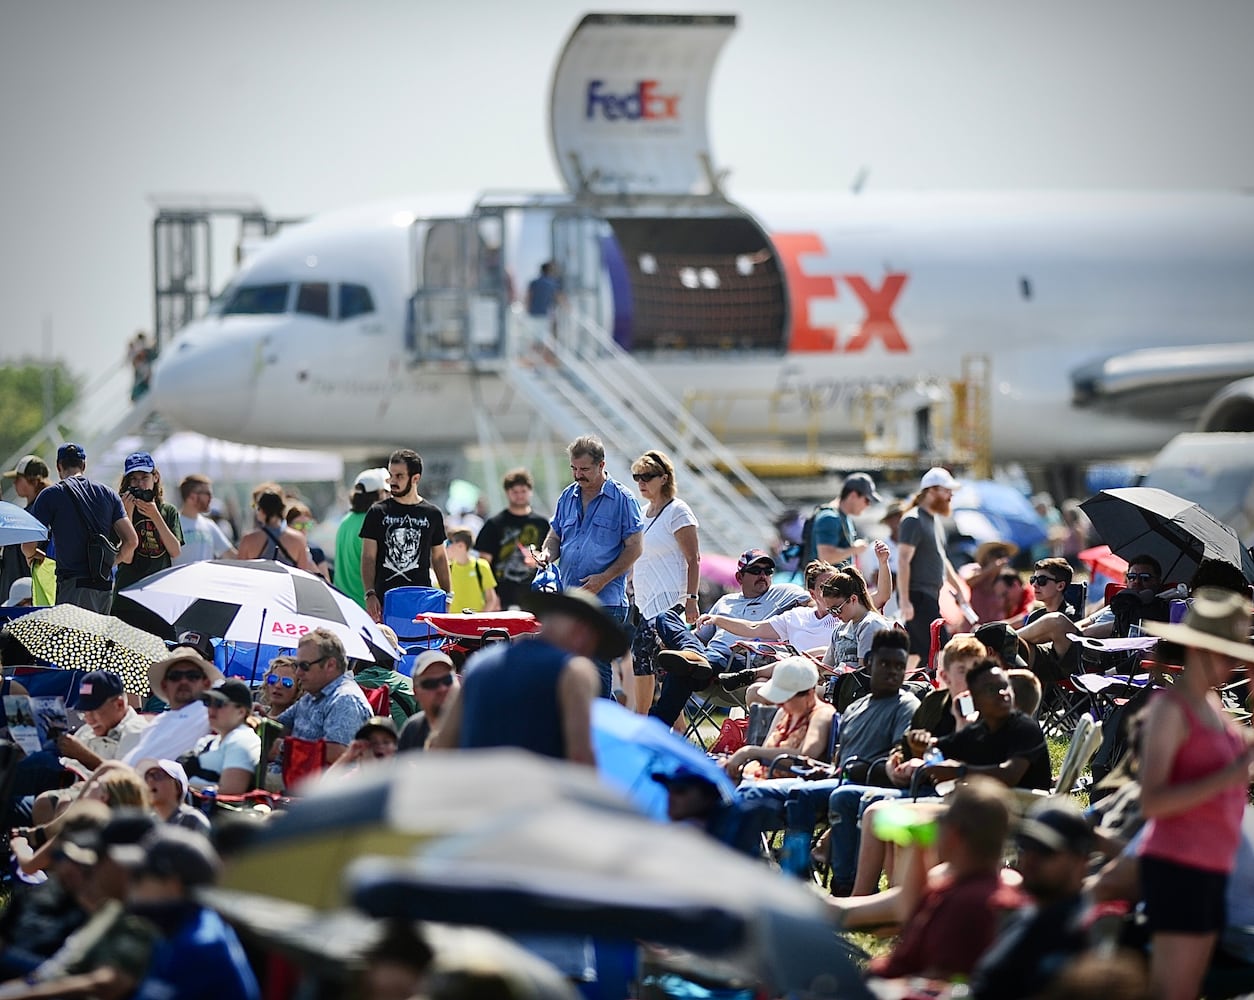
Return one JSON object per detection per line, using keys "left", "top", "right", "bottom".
{"left": 2, "top": 0, "right": 1252, "bottom": 380}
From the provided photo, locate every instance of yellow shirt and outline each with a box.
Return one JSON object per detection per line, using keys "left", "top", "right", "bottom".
{"left": 449, "top": 557, "right": 497, "bottom": 613}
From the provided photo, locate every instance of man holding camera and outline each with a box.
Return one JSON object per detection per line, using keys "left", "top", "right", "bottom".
{"left": 25, "top": 443, "right": 137, "bottom": 613}
{"left": 113, "top": 451, "right": 182, "bottom": 592}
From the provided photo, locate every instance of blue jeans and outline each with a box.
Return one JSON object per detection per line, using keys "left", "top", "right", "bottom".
{"left": 595, "top": 605, "right": 633, "bottom": 699}
{"left": 827, "top": 786, "right": 904, "bottom": 888}
{"left": 649, "top": 611, "right": 729, "bottom": 725}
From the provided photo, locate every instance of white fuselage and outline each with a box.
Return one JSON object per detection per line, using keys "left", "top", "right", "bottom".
{"left": 149, "top": 190, "right": 1254, "bottom": 463}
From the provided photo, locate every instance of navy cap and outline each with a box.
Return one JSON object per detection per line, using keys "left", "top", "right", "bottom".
{"left": 199, "top": 679, "right": 253, "bottom": 710}
{"left": 57, "top": 443, "right": 86, "bottom": 466}
{"left": 112, "top": 826, "right": 220, "bottom": 887}
{"left": 842, "top": 472, "right": 882, "bottom": 502}
{"left": 123, "top": 451, "right": 155, "bottom": 476}
{"left": 75, "top": 670, "right": 126, "bottom": 711}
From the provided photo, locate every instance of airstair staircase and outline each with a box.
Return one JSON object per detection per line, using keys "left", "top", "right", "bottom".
{"left": 497, "top": 310, "right": 785, "bottom": 556}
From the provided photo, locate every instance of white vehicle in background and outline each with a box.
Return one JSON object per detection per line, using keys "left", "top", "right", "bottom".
{"left": 1140, "top": 432, "right": 1254, "bottom": 548}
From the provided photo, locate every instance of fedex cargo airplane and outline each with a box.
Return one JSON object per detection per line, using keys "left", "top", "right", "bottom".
{"left": 149, "top": 13, "right": 1254, "bottom": 465}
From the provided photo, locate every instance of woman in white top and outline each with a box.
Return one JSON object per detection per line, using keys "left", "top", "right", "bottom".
{"left": 188, "top": 679, "right": 262, "bottom": 795}
{"left": 628, "top": 450, "right": 700, "bottom": 713}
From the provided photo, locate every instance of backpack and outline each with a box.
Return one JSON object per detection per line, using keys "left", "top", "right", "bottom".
{"left": 794, "top": 503, "right": 835, "bottom": 570}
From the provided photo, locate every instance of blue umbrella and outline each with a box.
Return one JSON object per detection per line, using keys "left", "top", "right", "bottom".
{"left": 592, "top": 700, "right": 735, "bottom": 819}
{"left": 951, "top": 480, "right": 1048, "bottom": 551}
{"left": 0, "top": 501, "right": 47, "bottom": 547}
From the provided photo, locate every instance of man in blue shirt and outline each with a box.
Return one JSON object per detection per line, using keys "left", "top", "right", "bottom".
{"left": 805, "top": 472, "right": 880, "bottom": 568}
{"left": 118, "top": 826, "right": 260, "bottom": 1000}
{"left": 539, "top": 435, "right": 643, "bottom": 697}
{"left": 24, "top": 443, "right": 138, "bottom": 614}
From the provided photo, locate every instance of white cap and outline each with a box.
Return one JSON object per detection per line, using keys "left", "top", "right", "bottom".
{"left": 920, "top": 467, "right": 961, "bottom": 491}
{"left": 410, "top": 649, "right": 454, "bottom": 679}
{"left": 756, "top": 656, "right": 820, "bottom": 705}
{"left": 2, "top": 578, "right": 32, "bottom": 607}
{"left": 136, "top": 757, "right": 190, "bottom": 799}
{"left": 354, "top": 468, "right": 389, "bottom": 493}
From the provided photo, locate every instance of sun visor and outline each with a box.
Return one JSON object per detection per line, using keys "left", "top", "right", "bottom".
{"left": 549, "top": 13, "right": 736, "bottom": 198}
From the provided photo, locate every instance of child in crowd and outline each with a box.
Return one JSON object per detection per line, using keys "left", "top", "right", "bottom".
{"left": 446, "top": 527, "right": 500, "bottom": 613}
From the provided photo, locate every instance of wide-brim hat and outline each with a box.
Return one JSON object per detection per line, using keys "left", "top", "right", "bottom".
{"left": 1145, "top": 587, "right": 1254, "bottom": 662}
{"left": 520, "top": 588, "right": 628, "bottom": 661}
{"left": 975, "top": 540, "right": 1019, "bottom": 565}
{"left": 148, "top": 646, "right": 225, "bottom": 695}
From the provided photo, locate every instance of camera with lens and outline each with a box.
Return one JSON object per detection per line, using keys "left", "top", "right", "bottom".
{"left": 127, "top": 487, "right": 155, "bottom": 503}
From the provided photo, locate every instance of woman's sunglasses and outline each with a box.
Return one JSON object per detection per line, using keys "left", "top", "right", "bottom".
{"left": 265, "top": 674, "right": 295, "bottom": 688}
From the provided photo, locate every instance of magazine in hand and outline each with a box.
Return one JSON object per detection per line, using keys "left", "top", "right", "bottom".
{"left": 2, "top": 695, "right": 70, "bottom": 757}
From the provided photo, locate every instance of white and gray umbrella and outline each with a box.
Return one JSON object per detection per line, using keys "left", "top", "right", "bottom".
{"left": 116, "top": 559, "right": 400, "bottom": 663}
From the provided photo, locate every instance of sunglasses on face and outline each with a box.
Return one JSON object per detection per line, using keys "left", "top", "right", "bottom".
{"left": 166, "top": 669, "right": 205, "bottom": 683}
{"left": 741, "top": 566, "right": 774, "bottom": 576}
{"left": 418, "top": 673, "right": 455, "bottom": 691}
{"left": 1028, "top": 575, "right": 1059, "bottom": 586}
{"left": 265, "top": 674, "right": 295, "bottom": 688}
{"left": 632, "top": 472, "right": 660, "bottom": 482}
{"left": 1126, "top": 572, "right": 1156, "bottom": 584}
{"left": 828, "top": 598, "right": 849, "bottom": 615}
{"left": 295, "top": 655, "right": 330, "bottom": 672}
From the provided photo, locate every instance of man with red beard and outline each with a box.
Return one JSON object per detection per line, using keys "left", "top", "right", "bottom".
{"left": 896, "top": 467, "right": 964, "bottom": 663}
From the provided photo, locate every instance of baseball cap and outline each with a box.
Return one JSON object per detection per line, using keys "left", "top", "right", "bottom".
{"left": 973, "top": 622, "right": 1029, "bottom": 668}
{"left": 843, "top": 472, "right": 882, "bottom": 502}
{"left": 75, "top": 670, "right": 126, "bottom": 711}
{"left": 410, "top": 649, "right": 454, "bottom": 679}
{"left": 355, "top": 716, "right": 399, "bottom": 741}
{"left": 198, "top": 678, "right": 253, "bottom": 710}
{"left": 737, "top": 548, "right": 776, "bottom": 572}
{"left": 920, "top": 467, "right": 961, "bottom": 491}
{"left": 354, "top": 468, "right": 389, "bottom": 493}
{"left": 57, "top": 443, "right": 86, "bottom": 466}
{"left": 1016, "top": 799, "right": 1094, "bottom": 855}
{"left": 756, "top": 655, "right": 820, "bottom": 704}
{"left": 136, "top": 758, "right": 190, "bottom": 799}
{"left": 175, "top": 630, "right": 215, "bottom": 661}
{"left": 112, "top": 826, "right": 221, "bottom": 888}
{"left": 2, "top": 577, "right": 32, "bottom": 607}
{"left": 59, "top": 808, "right": 157, "bottom": 868}
{"left": 2, "top": 455, "right": 49, "bottom": 480}
{"left": 123, "top": 451, "right": 156, "bottom": 476}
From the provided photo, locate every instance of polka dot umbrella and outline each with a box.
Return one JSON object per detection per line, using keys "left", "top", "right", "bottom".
{"left": 2, "top": 605, "right": 168, "bottom": 697}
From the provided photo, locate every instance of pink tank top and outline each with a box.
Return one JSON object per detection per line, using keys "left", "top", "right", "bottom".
{"left": 1139, "top": 688, "right": 1247, "bottom": 873}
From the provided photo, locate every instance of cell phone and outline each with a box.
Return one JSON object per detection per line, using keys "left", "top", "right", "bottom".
{"left": 957, "top": 692, "right": 975, "bottom": 717}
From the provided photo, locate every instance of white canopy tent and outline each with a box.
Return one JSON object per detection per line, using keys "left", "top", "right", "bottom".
{"left": 100, "top": 432, "right": 344, "bottom": 485}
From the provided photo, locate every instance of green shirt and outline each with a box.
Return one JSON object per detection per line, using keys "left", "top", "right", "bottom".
{"left": 334, "top": 510, "right": 367, "bottom": 608}
{"left": 354, "top": 664, "right": 417, "bottom": 729}
{"left": 114, "top": 501, "right": 184, "bottom": 591}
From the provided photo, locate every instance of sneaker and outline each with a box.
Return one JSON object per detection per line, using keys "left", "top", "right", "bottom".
{"left": 718, "top": 667, "right": 759, "bottom": 691}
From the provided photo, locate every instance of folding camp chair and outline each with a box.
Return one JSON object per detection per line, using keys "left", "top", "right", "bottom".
{"left": 411, "top": 610, "right": 540, "bottom": 668}
{"left": 382, "top": 587, "right": 449, "bottom": 650}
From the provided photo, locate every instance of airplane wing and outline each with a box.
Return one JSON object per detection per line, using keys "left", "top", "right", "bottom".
{"left": 1071, "top": 342, "right": 1254, "bottom": 420}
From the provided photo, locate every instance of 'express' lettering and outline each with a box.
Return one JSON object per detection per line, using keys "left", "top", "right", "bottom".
{"left": 585, "top": 80, "right": 680, "bottom": 121}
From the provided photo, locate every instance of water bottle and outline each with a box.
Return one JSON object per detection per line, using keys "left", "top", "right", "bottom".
{"left": 871, "top": 803, "right": 939, "bottom": 848}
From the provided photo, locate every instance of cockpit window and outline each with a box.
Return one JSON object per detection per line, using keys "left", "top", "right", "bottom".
{"left": 296, "top": 283, "right": 330, "bottom": 318}
{"left": 339, "top": 283, "right": 375, "bottom": 320}
{"left": 220, "top": 283, "right": 290, "bottom": 316}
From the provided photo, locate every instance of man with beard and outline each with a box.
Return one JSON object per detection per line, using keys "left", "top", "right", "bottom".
{"left": 398, "top": 649, "right": 459, "bottom": 751}
{"left": 361, "top": 449, "right": 451, "bottom": 623}
{"left": 474, "top": 467, "right": 551, "bottom": 609}
{"left": 896, "top": 467, "right": 964, "bottom": 663}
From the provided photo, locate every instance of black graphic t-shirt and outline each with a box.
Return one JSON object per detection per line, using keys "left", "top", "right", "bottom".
{"left": 474, "top": 509, "right": 551, "bottom": 608}
{"left": 359, "top": 498, "right": 446, "bottom": 598}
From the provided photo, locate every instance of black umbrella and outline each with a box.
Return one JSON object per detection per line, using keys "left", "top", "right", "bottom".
{"left": 1080, "top": 487, "right": 1254, "bottom": 584}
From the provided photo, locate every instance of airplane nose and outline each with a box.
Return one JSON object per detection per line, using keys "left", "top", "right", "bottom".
{"left": 149, "top": 322, "right": 261, "bottom": 438}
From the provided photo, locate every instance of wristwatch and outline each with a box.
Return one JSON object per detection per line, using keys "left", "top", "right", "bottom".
{"left": 365, "top": 590, "right": 377, "bottom": 599}
{"left": 685, "top": 593, "right": 700, "bottom": 600}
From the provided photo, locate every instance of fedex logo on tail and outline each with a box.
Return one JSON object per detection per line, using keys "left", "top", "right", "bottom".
{"left": 585, "top": 79, "right": 680, "bottom": 121}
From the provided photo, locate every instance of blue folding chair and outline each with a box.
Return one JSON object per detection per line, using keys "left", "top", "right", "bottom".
{"left": 381, "top": 584, "right": 451, "bottom": 657}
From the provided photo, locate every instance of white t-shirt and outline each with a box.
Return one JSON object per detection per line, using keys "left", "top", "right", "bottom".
{"left": 173, "top": 513, "right": 233, "bottom": 565}
{"left": 765, "top": 605, "right": 838, "bottom": 653}
{"left": 190, "top": 724, "right": 262, "bottom": 789}
{"left": 632, "top": 498, "right": 699, "bottom": 619}
{"left": 121, "top": 701, "right": 211, "bottom": 767}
